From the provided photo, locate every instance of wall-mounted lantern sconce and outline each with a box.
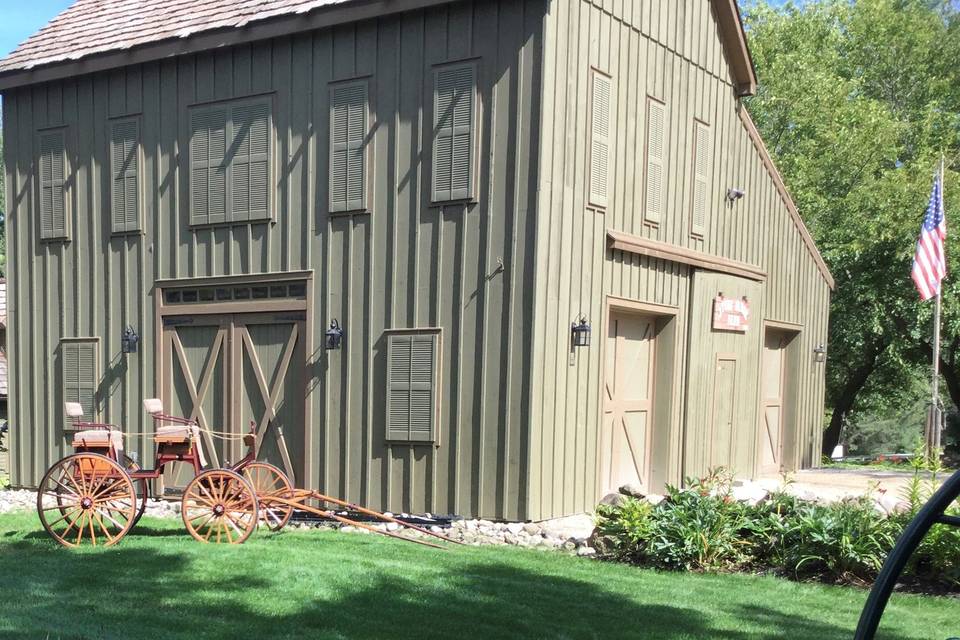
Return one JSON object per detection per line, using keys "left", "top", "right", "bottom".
{"left": 121, "top": 326, "right": 140, "bottom": 354}
{"left": 571, "top": 317, "right": 592, "bottom": 348}
{"left": 814, "top": 344, "right": 827, "bottom": 363}
{"left": 726, "top": 188, "right": 746, "bottom": 203}
{"left": 325, "top": 319, "right": 344, "bottom": 350}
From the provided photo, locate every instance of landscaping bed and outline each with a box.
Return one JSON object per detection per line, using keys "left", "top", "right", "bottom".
{"left": 0, "top": 511, "right": 955, "bottom": 639}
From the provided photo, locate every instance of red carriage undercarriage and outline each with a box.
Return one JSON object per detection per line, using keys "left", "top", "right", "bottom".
{"left": 37, "top": 400, "right": 460, "bottom": 549}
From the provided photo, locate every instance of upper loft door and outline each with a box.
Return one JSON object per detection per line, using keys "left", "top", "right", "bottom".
{"left": 600, "top": 311, "right": 657, "bottom": 496}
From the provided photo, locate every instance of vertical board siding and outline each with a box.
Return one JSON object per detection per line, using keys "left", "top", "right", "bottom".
{"left": 2, "top": 0, "right": 545, "bottom": 521}
{"left": 528, "top": 0, "right": 831, "bottom": 519}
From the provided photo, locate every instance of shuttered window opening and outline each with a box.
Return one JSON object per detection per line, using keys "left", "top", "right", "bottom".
{"left": 432, "top": 62, "right": 477, "bottom": 203}
{"left": 386, "top": 331, "right": 440, "bottom": 443}
{"left": 61, "top": 339, "right": 98, "bottom": 428}
{"left": 189, "top": 97, "right": 272, "bottom": 226}
{"left": 589, "top": 70, "right": 612, "bottom": 209}
{"left": 110, "top": 118, "right": 141, "bottom": 233}
{"left": 330, "top": 80, "right": 369, "bottom": 213}
{"left": 692, "top": 120, "right": 711, "bottom": 236}
{"left": 38, "top": 130, "right": 68, "bottom": 240}
{"left": 645, "top": 99, "right": 666, "bottom": 224}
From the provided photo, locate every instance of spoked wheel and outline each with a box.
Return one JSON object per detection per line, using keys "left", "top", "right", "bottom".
{"left": 182, "top": 469, "right": 259, "bottom": 544}
{"left": 37, "top": 453, "right": 138, "bottom": 547}
{"left": 120, "top": 454, "right": 149, "bottom": 527}
{"left": 241, "top": 462, "right": 293, "bottom": 531}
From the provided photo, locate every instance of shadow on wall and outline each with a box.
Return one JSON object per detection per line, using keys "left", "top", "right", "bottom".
{"left": 0, "top": 527, "right": 924, "bottom": 640}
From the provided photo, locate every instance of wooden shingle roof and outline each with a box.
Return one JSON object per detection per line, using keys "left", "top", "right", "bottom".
{"left": 0, "top": 0, "right": 757, "bottom": 95}
{"left": 0, "top": 0, "right": 353, "bottom": 74}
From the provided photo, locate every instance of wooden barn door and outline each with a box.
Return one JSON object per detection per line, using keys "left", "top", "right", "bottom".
{"left": 759, "top": 330, "right": 790, "bottom": 476}
{"left": 161, "top": 312, "right": 306, "bottom": 491}
{"left": 600, "top": 311, "right": 656, "bottom": 496}
{"left": 161, "top": 317, "right": 229, "bottom": 493}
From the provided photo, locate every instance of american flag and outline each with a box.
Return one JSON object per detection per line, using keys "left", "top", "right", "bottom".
{"left": 912, "top": 171, "right": 947, "bottom": 301}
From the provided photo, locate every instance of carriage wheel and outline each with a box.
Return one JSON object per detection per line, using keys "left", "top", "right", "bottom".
{"left": 37, "top": 453, "right": 137, "bottom": 547}
{"left": 182, "top": 469, "right": 259, "bottom": 544}
{"left": 242, "top": 462, "right": 294, "bottom": 531}
{"left": 120, "top": 454, "right": 149, "bottom": 527}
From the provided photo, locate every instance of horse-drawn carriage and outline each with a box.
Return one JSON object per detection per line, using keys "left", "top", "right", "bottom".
{"left": 37, "top": 400, "right": 455, "bottom": 548}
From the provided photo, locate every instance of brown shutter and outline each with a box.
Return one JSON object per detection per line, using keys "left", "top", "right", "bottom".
{"left": 110, "top": 119, "right": 140, "bottom": 233}
{"left": 39, "top": 131, "right": 68, "bottom": 240}
{"left": 692, "top": 121, "right": 711, "bottom": 236}
{"left": 433, "top": 63, "right": 476, "bottom": 202}
{"left": 62, "top": 340, "right": 98, "bottom": 427}
{"left": 230, "top": 100, "right": 271, "bottom": 221}
{"left": 589, "top": 70, "right": 612, "bottom": 209}
{"left": 190, "top": 108, "right": 228, "bottom": 226}
{"left": 330, "top": 81, "right": 368, "bottom": 213}
{"left": 645, "top": 99, "right": 666, "bottom": 224}
{"left": 386, "top": 332, "right": 438, "bottom": 442}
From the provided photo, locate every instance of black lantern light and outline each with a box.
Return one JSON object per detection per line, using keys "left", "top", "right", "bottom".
{"left": 325, "top": 319, "right": 344, "bottom": 350}
{"left": 121, "top": 326, "right": 140, "bottom": 354}
{"left": 814, "top": 344, "right": 827, "bottom": 363}
{"left": 571, "top": 317, "right": 592, "bottom": 348}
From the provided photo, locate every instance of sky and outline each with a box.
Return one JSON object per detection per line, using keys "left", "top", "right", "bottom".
{"left": 0, "top": 1, "right": 73, "bottom": 58}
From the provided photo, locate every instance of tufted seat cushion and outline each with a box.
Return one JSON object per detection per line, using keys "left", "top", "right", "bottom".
{"left": 72, "top": 429, "right": 123, "bottom": 453}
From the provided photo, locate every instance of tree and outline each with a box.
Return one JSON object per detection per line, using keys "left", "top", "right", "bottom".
{"left": 743, "top": 0, "right": 960, "bottom": 454}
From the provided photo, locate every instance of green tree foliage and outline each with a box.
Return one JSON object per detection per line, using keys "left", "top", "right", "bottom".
{"left": 743, "top": 0, "right": 960, "bottom": 452}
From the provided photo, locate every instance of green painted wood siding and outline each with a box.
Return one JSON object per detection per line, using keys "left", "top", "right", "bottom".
{"left": 2, "top": 0, "right": 546, "bottom": 520}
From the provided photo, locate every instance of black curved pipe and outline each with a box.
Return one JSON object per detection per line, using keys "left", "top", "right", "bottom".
{"left": 854, "top": 469, "right": 960, "bottom": 639}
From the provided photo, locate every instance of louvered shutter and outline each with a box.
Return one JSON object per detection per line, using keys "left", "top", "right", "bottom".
{"left": 589, "top": 71, "right": 612, "bottom": 209}
{"left": 110, "top": 119, "right": 140, "bottom": 233}
{"left": 230, "top": 101, "right": 271, "bottom": 221}
{"left": 190, "top": 108, "right": 228, "bottom": 226}
{"left": 433, "top": 64, "right": 476, "bottom": 202}
{"left": 645, "top": 100, "right": 666, "bottom": 223}
{"left": 330, "top": 81, "right": 368, "bottom": 213}
{"left": 692, "top": 121, "right": 711, "bottom": 236}
{"left": 39, "top": 131, "right": 68, "bottom": 239}
{"left": 62, "top": 340, "right": 98, "bottom": 427}
{"left": 386, "top": 332, "right": 438, "bottom": 442}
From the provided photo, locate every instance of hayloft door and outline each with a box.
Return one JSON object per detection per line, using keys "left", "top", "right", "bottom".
{"left": 600, "top": 312, "right": 656, "bottom": 496}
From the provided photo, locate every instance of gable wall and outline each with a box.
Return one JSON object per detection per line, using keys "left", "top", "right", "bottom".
{"left": 527, "top": 0, "right": 830, "bottom": 519}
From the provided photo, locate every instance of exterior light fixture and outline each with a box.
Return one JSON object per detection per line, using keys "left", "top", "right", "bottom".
{"left": 726, "top": 188, "right": 746, "bottom": 203}
{"left": 571, "top": 317, "right": 592, "bottom": 348}
{"left": 814, "top": 344, "right": 827, "bottom": 363}
{"left": 121, "top": 326, "right": 140, "bottom": 354}
{"left": 325, "top": 319, "right": 344, "bottom": 350}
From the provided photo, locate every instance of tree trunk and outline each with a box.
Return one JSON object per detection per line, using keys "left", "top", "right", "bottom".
{"left": 821, "top": 341, "right": 886, "bottom": 456}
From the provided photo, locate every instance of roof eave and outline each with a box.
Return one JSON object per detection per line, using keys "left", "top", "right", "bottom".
{"left": 0, "top": 0, "right": 455, "bottom": 91}
{"left": 713, "top": 0, "right": 758, "bottom": 98}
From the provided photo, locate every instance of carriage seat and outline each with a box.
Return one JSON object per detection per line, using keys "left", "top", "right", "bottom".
{"left": 143, "top": 399, "right": 208, "bottom": 466}
{"left": 71, "top": 429, "right": 124, "bottom": 453}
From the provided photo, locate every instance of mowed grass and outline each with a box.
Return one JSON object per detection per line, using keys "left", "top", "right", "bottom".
{"left": 0, "top": 512, "right": 956, "bottom": 639}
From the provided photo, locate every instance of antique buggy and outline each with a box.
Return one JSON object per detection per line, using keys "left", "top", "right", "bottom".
{"left": 37, "top": 400, "right": 456, "bottom": 548}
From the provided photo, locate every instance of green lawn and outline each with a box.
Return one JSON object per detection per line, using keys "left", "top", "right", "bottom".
{"left": 0, "top": 512, "right": 955, "bottom": 639}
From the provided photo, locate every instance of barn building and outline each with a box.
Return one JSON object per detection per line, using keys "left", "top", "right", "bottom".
{"left": 0, "top": 0, "right": 832, "bottom": 521}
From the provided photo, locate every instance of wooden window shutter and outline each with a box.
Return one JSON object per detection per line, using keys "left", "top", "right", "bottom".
{"left": 386, "top": 332, "right": 438, "bottom": 442}
{"left": 589, "top": 70, "right": 612, "bottom": 209}
{"left": 38, "top": 130, "right": 68, "bottom": 240}
{"left": 645, "top": 99, "right": 666, "bottom": 223}
{"left": 692, "top": 121, "right": 711, "bottom": 236}
{"left": 229, "top": 100, "right": 271, "bottom": 221}
{"left": 330, "top": 81, "right": 368, "bottom": 213}
{"left": 62, "top": 340, "right": 98, "bottom": 427}
{"left": 189, "top": 108, "right": 228, "bottom": 226}
{"left": 110, "top": 119, "right": 140, "bottom": 233}
{"left": 432, "top": 63, "right": 476, "bottom": 203}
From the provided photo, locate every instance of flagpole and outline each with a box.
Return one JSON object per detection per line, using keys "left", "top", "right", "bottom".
{"left": 928, "top": 154, "right": 945, "bottom": 454}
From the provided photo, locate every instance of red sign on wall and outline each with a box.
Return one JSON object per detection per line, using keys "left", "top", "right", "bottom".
{"left": 712, "top": 294, "right": 750, "bottom": 332}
